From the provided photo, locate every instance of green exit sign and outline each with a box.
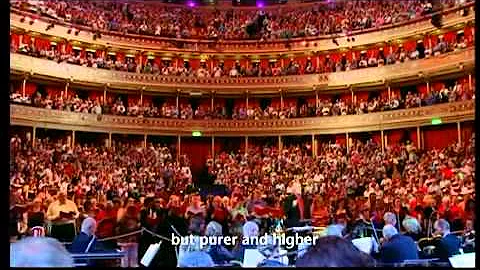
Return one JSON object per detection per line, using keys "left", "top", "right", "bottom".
{"left": 192, "top": 131, "right": 202, "bottom": 137}
{"left": 431, "top": 118, "right": 442, "bottom": 125}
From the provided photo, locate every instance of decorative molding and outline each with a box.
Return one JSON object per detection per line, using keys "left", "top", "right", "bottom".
{"left": 10, "top": 48, "right": 475, "bottom": 93}
{"left": 10, "top": 101, "right": 475, "bottom": 137}
{"left": 10, "top": 3, "right": 474, "bottom": 55}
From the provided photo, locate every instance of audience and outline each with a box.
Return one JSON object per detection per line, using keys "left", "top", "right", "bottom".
{"left": 12, "top": 0, "right": 462, "bottom": 41}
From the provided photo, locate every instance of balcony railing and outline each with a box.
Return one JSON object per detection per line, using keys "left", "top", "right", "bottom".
{"left": 10, "top": 2, "right": 475, "bottom": 54}
{"left": 10, "top": 48, "right": 475, "bottom": 93}
{"left": 10, "top": 101, "right": 475, "bottom": 136}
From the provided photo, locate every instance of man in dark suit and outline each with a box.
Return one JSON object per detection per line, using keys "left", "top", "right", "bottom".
{"left": 380, "top": 224, "right": 419, "bottom": 264}
{"left": 70, "top": 217, "right": 108, "bottom": 253}
{"left": 433, "top": 219, "right": 461, "bottom": 261}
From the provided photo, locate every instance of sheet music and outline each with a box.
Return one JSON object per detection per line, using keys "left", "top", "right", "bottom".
{"left": 243, "top": 249, "right": 266, "bottom": 268}
{"left": 140, "top": 242, "right": 162, "bottom": 267}
{"left": 449, "top": 253, "right": 475, "bottom": 268}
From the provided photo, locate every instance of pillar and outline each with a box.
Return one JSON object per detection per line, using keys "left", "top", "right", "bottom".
{"left": 312, "top": 134, "right": 316, "bottom": 158}
{"left": 381, "top": 130, "right": 385, "bottom": 153}
{"left": 32, "top": 126, "right": 36, "bottom": 147}
{"left": 72, "top": 130, "right": 75, "bottom": 148}
{"left": 103, "top": 86, "right": 107, "bottom": 103}
{"left": 346, "top": 132, "right": 349, "bottom": 153}
{"left": 22, "top": 77, "right": 26, "bottom": 98}
{"left": 315, "top": 90, "right": 319, "bottom": 107}
{"left": 64, "top": 82, "right": 69, "bottom": 99}
{"left": 211, "top": 92, "right": 214, "bottom": 111}
{"left": 351, "top": 90, "right": 355, "bottom": 104}
{"left": 138, "top": 53, "right": 143, "bottom": 73}
{"left": 140, "top": 89, "right": 143, "bottom": 106}
{"left": 316, "top": 56, "right": 320, "bottom": 69}
{"left": 245, "top": 136, "right": 249, "bottom": 153}
{"left": 211, "top": 136, "right": 215, "bottom": 159}
{"left": 417, "top": 126, "right": 421, "bottom": 149}
{"left": 384, "top": 133, "right": 388, "bottom": 149}
{"left": 176, "top": 90, "right": 180, "bottom": 113}
{"left": 468, "top": 73, "right": 472, "bottom": 91}
{"left": 177, "top": 136, "right": 181, "bottom": 163}
{"left": 457, "top": 122, "right": 461, "bottom": 145}
{"left": 246, "top": 91, "right": 249, "bottom": 110}
{"left": 387, "top": 85, "right": 391, "bottom": 102}
{"left": 278, "top": 136, "right": 282, "bottom": 151}
{"left": 144, "top": 134, "right": 147, "bottom": 148}
{"left": 108, "top": 132, "right": 112, "bottom": 148}
{"left": 426, "top": 80, "right": 430, "bottom": 93}
{"left": 280, "top": 90, "right": 284, "bottom": 109}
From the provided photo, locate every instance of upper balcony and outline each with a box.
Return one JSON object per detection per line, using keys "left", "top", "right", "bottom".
{"left": 10, "top": 47, "right": 475, "bottom": 94}
{"left": 10, "top": 1, "right": 475, "bottom": 54}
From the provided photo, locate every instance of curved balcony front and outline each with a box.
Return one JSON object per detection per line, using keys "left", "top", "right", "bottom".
{"left": 10, "top": 48, "right": 475, "bottom": 94}
{"left": 10, "top": 3, "right": 475, "bottom": 54}
{"left": 10, "top": 100, "right": 475, "bottom": 137}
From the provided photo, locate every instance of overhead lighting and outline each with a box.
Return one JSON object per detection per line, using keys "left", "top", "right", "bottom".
{"left": 67, "top": 28, "right": 72, "bottom": 34}
{"left": 74, "top": 29, "right": 80, "bottom": 36}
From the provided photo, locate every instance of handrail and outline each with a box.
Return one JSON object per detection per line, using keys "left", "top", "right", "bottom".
{"left": 9, "top": 2, "right": 475, "bottom": 53}
{"left": 10, "top": 101, "right": 475, "bottom": 136}
{"left": 10, "top": 48, "right": 475, "bottom": 93}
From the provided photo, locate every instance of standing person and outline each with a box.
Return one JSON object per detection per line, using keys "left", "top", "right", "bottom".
{"left": 46, "top": 191, "right": 79, "bottom": 243}
{"left": 117, "top": 204, "right": 140, "bottom": 267}
{"left": 311, "top": 195, "right": 330, "bottom": 227}
{"left": 138, "top": 197, "right": 164, "bottom": 265}
{"left": 23, "top": 198, "right": 46, "bottom": 236}
{"left": 185, "top": 194, "right": 206, "bottom": 235}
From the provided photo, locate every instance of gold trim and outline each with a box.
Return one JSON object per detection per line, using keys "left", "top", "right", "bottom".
{"left": 9, "top": 48, "right": 475, "bottom": 94}
{"left": 10, "top": 101, "right": 475, "bottom": 137}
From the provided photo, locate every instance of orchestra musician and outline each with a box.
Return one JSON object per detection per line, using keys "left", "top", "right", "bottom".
{"left": 432, "top": 219, "right": 461, "bottom": 261}
{"left": 461, "top": 219, "right": 475, "bottom": 253}
{"left": 380, "top": 224, "right": 419, "bottom": 263}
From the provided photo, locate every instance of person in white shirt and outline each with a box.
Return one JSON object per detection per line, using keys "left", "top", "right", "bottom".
{"left": 46, "top": 191, "right": 79, "bottom": 243}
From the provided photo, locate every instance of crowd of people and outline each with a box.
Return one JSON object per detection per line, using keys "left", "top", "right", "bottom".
{"left": 9, "top": 127, "right": 475, "bottom": 266}
{"left": 12, "top": 0, "right": 462, "bottom": 40}
{"left": 12, "top": 27, "right": 470, "bottom": 78}
{"left": 10, "top": 78, "right": 474, "bottom": 120}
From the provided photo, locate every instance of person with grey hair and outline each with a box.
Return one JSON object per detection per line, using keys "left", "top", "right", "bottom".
{"left": 10, "top": 237, "right": 74, "bottom": 267}
{"left": 70, "top": 217, "right": 107, "bottom": 254}
{"left": 383, "top": 212, "right": 397, "bottom": 227}
{"left": 380, "top": 224, "right": 418, "bottom": 263}
{"left": 433, "top": 219, "right": 461, "bottom": 261}
{"left": 178, "top": 235, "right": 214, "bottom": 267}
{"left": 205, "top": 221, "right": 234, "bottom": 265}
{"left": 402, "top": 216, "right": 422, "bottom": 241}
{"left": 233, "top": 221, "right": 260, "bottom": 262}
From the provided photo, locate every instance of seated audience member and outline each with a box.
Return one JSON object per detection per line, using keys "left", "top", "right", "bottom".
{"left": 10, "top": 237, "right": 74, "bottom": 267}
{"left": 380, "top": 224, "right": 419, "bottom": 263}
{"left": 70, "top": 217, "right": 106, "bottom": 253}
{"left": 296, "top": 236, "right": 376, "bottom": 267}
{"left": 433, "top": 219, "right": 461, "bottom": 261}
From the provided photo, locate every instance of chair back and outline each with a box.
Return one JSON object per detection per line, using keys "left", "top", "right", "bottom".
{"left": 31, "top": 226, "right": 45, "bottom": 237}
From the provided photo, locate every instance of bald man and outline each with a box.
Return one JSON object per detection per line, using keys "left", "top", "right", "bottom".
{"left": 46, "top": 191, "right": 79, "bottom": 243}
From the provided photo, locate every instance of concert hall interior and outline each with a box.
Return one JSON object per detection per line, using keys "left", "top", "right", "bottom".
{"left": 9, "top": 0, "right": 476, "bottom": 268}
